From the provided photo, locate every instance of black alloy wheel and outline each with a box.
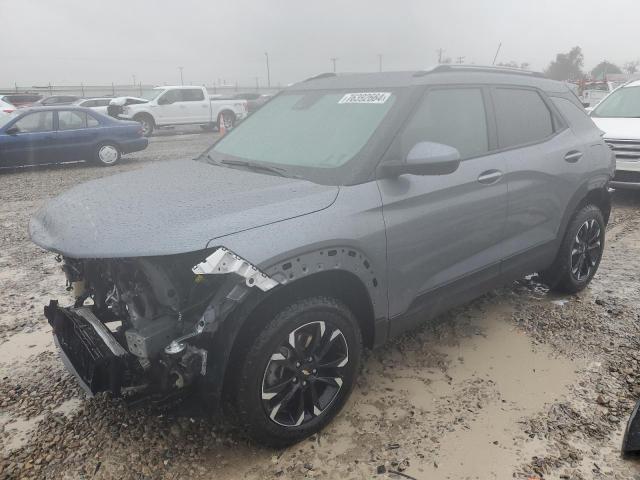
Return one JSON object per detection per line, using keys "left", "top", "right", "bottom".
{"left": 261, "top": 320, "right": 349, "bottom": 427}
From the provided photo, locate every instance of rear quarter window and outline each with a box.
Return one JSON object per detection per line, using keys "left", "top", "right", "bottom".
{"left": 551, "top": 97, "right": 598, "bottom": 134}
{"left": 492, "top": 88, "right": 554, "bottom": 149}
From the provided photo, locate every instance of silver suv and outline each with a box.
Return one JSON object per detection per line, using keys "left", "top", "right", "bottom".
{"left": 31, "top": 65, "right": 614, "bottom": 446}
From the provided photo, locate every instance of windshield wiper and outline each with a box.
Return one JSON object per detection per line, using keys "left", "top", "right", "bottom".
{"left": 219, "top": 158, "right": 288, "bottom": 177}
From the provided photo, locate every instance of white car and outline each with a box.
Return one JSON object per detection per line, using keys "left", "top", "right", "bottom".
{"left": 120, "top": 86, "right": 248, "bottom": 136}
{"left": 73, "top": 98, "right": 113, "bottom": 115}
{"left": 591, "top": 80, "right": 640, "bottom": 189}
{"left": 0, "top": 98, "right": 16, "bottom": 117}
{"left": 74, "top": 97, "right": 149, "bottom": 116}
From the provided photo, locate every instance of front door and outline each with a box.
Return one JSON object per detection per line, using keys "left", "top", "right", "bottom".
{"left": 155, "top": 89, "right": 184, "bottom": 124}
{"left": 378, "top": 87, "right": 508, "bottom": 334}
{"left": 0, "top": 111, "right": 56, "bottom": 166}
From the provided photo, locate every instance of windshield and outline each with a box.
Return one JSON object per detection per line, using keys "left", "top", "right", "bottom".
{"left": 592, "top": 86, "right": 640, "bottom": 118}
{"left": 209, "top": 90, "right": 396, "bottom": 172}
{"left": 141, "top": 89, "right": 164, "bottom": 101}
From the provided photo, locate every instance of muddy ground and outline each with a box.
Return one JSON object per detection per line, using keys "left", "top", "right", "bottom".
{"left": 2, "top": 130, "right": 640, "bottom": 479}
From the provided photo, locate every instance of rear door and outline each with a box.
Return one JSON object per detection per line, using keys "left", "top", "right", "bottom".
{"left": 492, "top": 87, "right": 582, "bottom": 272}
{"left": 181, "top": 88, "right": 209, "bottom": 123}
{"left": 56, "top": 110, "right": 101, "bottom": 161}
{"left": 1, "top": 111, "right": 56, "bottom": 165}
{"left": 378, "top": 86, "right": 508, "bottom": 332}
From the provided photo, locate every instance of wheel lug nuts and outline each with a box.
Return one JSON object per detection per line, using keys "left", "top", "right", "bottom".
{"left": 303, "top": 381, "right": 307, "bottom": 386}
{"left": 292, "top": 377, "right": 297, "bottom": 383}
{"left": 312, "top": 369, "right": 317, "bottom": 374}
{"left": 295, "top": 362, "right": 301, "bottom": 368}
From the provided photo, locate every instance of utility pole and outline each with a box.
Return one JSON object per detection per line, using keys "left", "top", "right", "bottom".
{"left": 255, "top": 76, "right": 260, "bottom": 91}
{"left": 436, "top": 48, "right": 445, "bottom": 64}
{"left": 264, "top": 52, "right": 271, "bottom": 88}
{"left": 330, "top": 57, "right": 338, "bottom": 73}
{"left": 492, "top": 42, "right": 502, "bottom": 65}
{"left": 377, "top": 54, "right": 383, "bottom": 72}
{"left": 132, "top": 74, "right": 136, "bottom": 87}
{"left": 178, "top": 66, "right": 184, "bottom": 86}
{"left": 456, "top": 56, "right": 465, "bottom": 64}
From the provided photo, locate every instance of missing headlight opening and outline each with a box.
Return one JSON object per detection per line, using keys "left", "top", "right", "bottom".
{"left": 44, "top": 247, "right": 277, "bottom": 400}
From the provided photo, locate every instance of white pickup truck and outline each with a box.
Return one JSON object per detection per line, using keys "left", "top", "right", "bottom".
{"left": 120, "top": 86, "right": 248, "bottom": 136}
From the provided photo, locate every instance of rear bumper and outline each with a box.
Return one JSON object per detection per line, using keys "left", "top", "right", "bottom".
{"left": 44, "top": 301, "right": 131, "bottom": 396}
{"left": 121, "top": 137, "right": 148, "bottom": 154}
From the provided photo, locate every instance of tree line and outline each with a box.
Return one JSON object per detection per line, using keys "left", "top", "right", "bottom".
{"left": 498, "top": 47, "right": 638, "bottom": 81}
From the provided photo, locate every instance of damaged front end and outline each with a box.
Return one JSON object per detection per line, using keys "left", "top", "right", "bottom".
{"left": 45, "top": 248, "right": 279, "bottom": 402}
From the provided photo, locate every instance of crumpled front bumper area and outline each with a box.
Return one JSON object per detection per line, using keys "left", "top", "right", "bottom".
{"left": 45, "top": 300, "right": 131, "bottom": 396}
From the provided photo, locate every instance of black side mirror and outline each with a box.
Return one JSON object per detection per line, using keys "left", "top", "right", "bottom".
{"left": 379, "top": 141, "right": 461, "bottom": 177}
{"left": 5, "top": 126, "right": 19, "bottom": 135}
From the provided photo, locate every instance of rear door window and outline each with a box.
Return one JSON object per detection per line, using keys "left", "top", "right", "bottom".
{"left": 183, "top": 89, "right": 205, "bottom": 101}
{"left": 87, "top": 114, "right": 100, "bottom": 127}
{"left": 400, "top": 88, "right": 489, "bottom": 159}
{"left": 58, "top": 111, "right": 87, "bottom": 130}
{"left": 492, "top": 88, "right": 554, "bottom": 149}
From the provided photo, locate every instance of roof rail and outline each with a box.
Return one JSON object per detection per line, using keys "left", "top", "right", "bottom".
{"left": 414, "top": 65, "right": 546, "bottom": 78}
{"left": 304, "top": 72, "right": 338, "bottom": 82}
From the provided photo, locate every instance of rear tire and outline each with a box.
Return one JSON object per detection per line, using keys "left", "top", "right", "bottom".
{"left": 93, "top": 142, "right": 121, "bottom": 166}
{"left": 217, "top": 111, "right": 235, "bottom": 131}
{"left": 542, "top": 204, "right": 605, "bottom": 293}
{"left": 231, "top": 296, "right": 362, "bottom": 447}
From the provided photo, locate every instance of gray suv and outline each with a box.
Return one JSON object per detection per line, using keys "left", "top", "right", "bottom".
{"left": 31, "top": 65, "right": 614, "bottom": 446}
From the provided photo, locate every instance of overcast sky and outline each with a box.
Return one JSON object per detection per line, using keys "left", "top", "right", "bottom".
{"left": 2, "top": 0, "right": 639, "bottom": 88}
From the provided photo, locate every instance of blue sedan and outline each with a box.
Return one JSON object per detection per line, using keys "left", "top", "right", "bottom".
{"left": 0, "top": 107, "right": 148, "bottom": 167}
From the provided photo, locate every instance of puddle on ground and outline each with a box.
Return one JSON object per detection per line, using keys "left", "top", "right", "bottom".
{"left": 0, "top": 412, "right": 44, "bottom": 454}
{"left": 412, "top": 303, "right": 578, "bottom": 479}
{"left": 0, "top": 327, "right": 53, "bottom": 375}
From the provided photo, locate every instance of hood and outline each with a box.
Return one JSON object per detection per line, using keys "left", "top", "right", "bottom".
{"left": 591, "top": 117, "right": 640, "bottom": 140}
{"left": 30, "top": 159, "right": 339, "bottom": 258}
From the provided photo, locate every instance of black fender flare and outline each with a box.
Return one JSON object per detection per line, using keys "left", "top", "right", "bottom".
{"left": 194, "top": 246, "right": 385, "bottom": 414}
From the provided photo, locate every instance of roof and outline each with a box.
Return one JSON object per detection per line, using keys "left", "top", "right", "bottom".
{"left": 292, "top": 65, "right": 570, "bottom": 94}
{"left": 16, "top": 106, "right": 100, "bottom": 114}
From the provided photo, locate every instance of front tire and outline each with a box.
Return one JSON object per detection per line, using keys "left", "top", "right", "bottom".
{"left": 543, "top": 204, "right": 605, "bottom": 293}
{"left": 232, "top": 297, "right": 362, "bottom": 447}
{"left": 134, "top": 115, "right": 154, "bottom": 137}
{"left": 93, "top": 142, "right": 121, "bottom": 166}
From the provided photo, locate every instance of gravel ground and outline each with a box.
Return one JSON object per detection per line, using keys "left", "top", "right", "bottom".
{"left": 2, "top": 132, "right": 640, "bottom": 479}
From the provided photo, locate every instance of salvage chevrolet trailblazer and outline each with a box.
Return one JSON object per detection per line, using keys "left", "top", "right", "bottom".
{"left": 30, "top": 66, "right": 614, "bottom": 446}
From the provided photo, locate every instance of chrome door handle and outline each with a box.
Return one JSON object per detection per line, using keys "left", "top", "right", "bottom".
{"left": 564, "top": 150, "right": 583, "bottom": 163}
{"left": 477, "top": 170, "right": 504, "bottom": 185}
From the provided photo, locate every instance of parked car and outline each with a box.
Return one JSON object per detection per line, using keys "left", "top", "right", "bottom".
{"left": 1, "top": 93, "right": 42, "bottom": 107}
{"left": 0, "top": 106, "right": 148, "bottom": 167}
{"left": 72, "top": 97, "right": 144, "bottom": 114}
{"left": 580, "top": 81, "right": 614, "bottom": 108}
{"left": 31, "top": 66, "right": 613, "bottom": 447}
{"left": 0, "top": 99, "right": 16, "bottom": 117}
{"left": 119, "top": 86, "right": 248, "bottom": 136}
{"left": 590, "top": 80, "right": 640, "bottom": 189}
{"left": 232, "top": 92, "right": 273, "bottom": 113}
{"left": 32, "top": 95, "right": 81, "bottom": 107}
